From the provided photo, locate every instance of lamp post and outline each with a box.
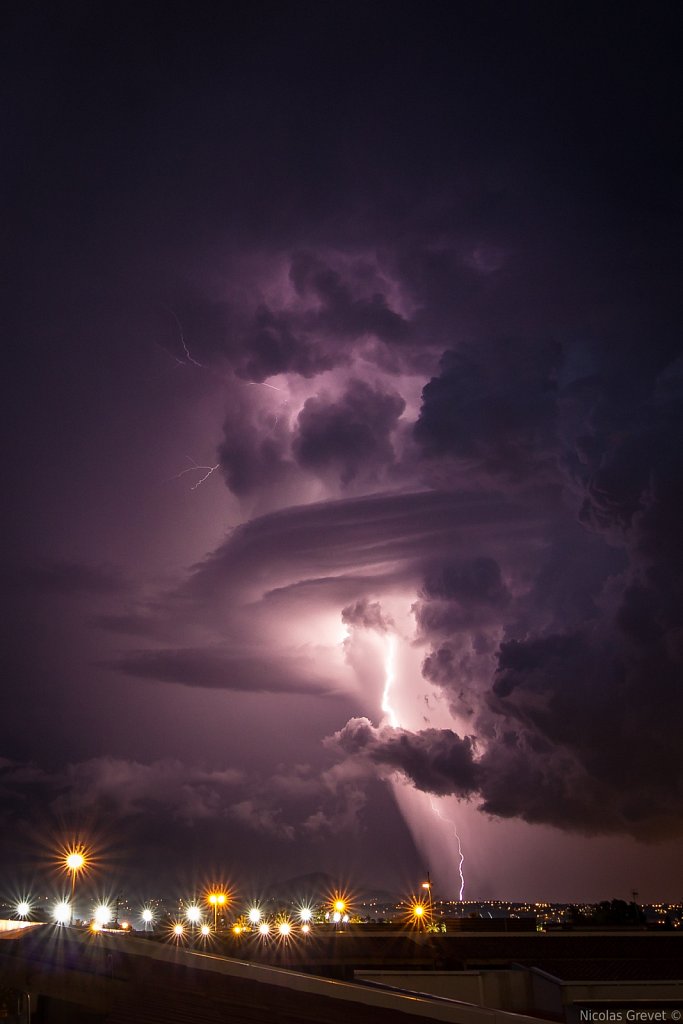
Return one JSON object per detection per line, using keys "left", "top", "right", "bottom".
{"left": 207, "top": 891, "right": 227, "bottom": 931}
{"left": 421, "top": 873, "right": 433, "bottom": 923}
{"left": 64, "top": 848, "right": 87, "bottom": 925}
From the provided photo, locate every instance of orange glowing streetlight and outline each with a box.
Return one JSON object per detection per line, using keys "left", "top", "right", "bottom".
{"left": 63, "top": 845, "right": 89, "bottom": 924}
{"left": 328, "top": 890, "right": 351, "bottom": 929}
{"left": 206, "top": 890, "right": 228, "bottom": 930}
{"left": 409, "top": 899, "right": 430, "bottom": 927}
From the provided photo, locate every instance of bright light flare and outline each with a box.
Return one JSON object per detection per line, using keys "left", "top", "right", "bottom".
{"left": 141, "top": 908, "right": 153, "bottom": 924}
{"left": 332, "top": 911, "right": 341, "bottom": 923}
{"left": 94, "top": 904, "right": 112, "bottom": 926}
{"left": 173, "top": 923, "right": 184, "bottom": 937}
{"left": 207, "top": 891, "right": 227, "bottom": 906}
{"left": 185, "top": 905, "right": 202, "bottom": 924}
{"left": 16, "top": 901, "right": 31, "bottom": 918}
{"left": 277, "top": 920, "right": 292, "bottom": 937}
{"left": 53, "top": 901, "right": 70, "bottom": 925}
{"left": 333, "top": 899, "right": 346, "bottom": 913}
{"left": 302, "top": 923, "right": 311, "bottom": 934}
{"left": 200, "top": 924, "right": 211, "bottom": 937}
{"left": 410, "top": 900, "right": 430, "bottom": 927}
{"left": 248, "top": 906, "right": 262, "bottom": 924}
{"left": 298, "top": 906, "right": 313, "bottom": 923}
{"left": 258, "top": 922, "right": 270, "bottom": 936}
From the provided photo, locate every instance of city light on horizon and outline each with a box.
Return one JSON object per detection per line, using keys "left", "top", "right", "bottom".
{"left": 52, "top": 901, "right": 70, "bottom": 925}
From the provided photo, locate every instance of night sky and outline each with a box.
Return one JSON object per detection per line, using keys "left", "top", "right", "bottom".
{"left": 3, "top": 1, "right": 682, "bottom": 903}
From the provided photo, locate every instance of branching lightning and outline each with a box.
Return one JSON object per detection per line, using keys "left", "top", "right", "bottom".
{"left": 163, "top": 305, "right": 206, "bottom": 368}
{"left": 172, "top": 457, "right": 220, "bottom": 490}
{"left": 429, "top": 796, "right": 466, "bottom": 901}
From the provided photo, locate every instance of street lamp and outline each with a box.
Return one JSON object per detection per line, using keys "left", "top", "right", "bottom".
{"left": 410, "top": 900, "right": 429, "bottom": 928}
{"left": 63, "top": 846, "right": 88, "bottom": 925}
{"left": 15, "top": 901, "right": 31, "bottom": 919}
{"left": 185, "top": 905, "right": 202, "bottom": 930}
{"left": 93, "top": 904, "right": 112, "bottom": 928}
{"left": 329, "top": 893, "right": 349, "bottom": 929}
{"left": 207, "top": 891, "right": 228, "bottom": 930}
{"left": 421, "top": 873, "right": 433, "bottom": 919}
{"left": 53, "top": 901, "right": 70, "bottom": 925}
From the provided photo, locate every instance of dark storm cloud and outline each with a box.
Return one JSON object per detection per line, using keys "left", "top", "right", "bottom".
{"left": 106, "top": 647, "right": 338, "bottom": 695}
{"left": 415, "top": 557, "right": 511, "bottom": 635}
{"left": 341, "top": 598, "right": 393, "bottom": 633}
{"left": 422, "top": 558, "right": 510, "bottom": 606}
{"left": 235, "top": 252, "right": 410, "bottom": 382}
{"left": 293, "top": 379, "right": 405, "bottom": 485}
{"left": 329, "top": 718, "right": 480, "bottom": 798}
{"left": 289, "top": 251, "right": 411, "bottom": 344}
{"left": 0, "top": 752, "right": 369, "bottom": 854}
{"left": 414, "top": 340, "right": 562, "bottom": 482}
{"left": 395, "top": 341, "right": 683, "bottom": 838}
{"left": 218, "top": 389, "right": 292, "bottom": 496}
{"left": 59, "top": 758, "right": 244, "bottom": 823}
{"left": 237, "top": 305, "right": 340, "bottom": 382}
{"left": 164, "top": 251, "right": 412, "bottom": 383}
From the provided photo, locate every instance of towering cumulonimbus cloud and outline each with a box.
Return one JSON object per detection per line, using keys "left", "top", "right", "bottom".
{"left": 110, "top": 243, "right": 683, "bottom": 844}
{"left": 5, "top": 1, "right": 682, "bottom": 895}
{"left": 319, "top": 340, "right": 683, "bottom": 840}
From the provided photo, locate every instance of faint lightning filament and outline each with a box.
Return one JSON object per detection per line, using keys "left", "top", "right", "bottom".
{"left": 172, "top": 457, "right": 220, "bottom": 490}
{"left": 429, "top": 796, "right": 466, "bottom": 900}
{"left": 163, "top": 305, "right": 205, "bottom": 368}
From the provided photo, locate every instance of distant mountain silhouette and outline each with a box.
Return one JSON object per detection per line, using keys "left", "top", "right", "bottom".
{"left": 264, "top": 872, "right": 336, "bottom": 900}
{"left": 264, "top": 872, "right": 401, "bottom": 903}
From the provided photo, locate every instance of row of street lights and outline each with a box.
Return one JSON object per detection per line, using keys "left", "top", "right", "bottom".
{"left": 20, "top": 891, "right": 432, "bottom": 932}
{"left": 26, "top": 842, "right": 435, "bottom": 932}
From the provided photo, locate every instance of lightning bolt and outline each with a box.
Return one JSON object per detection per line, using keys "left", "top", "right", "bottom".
{"left": 172, "top": 457, "right": 220, "bottom": 490}
{"left": 163, "top": 305, "right": 206, "bottom": 368}
{"left": 381, "top": 632, "right": 466, "bottom": 901}
{"left": 244, "top": 380, "right": 283, "bottom": 391}
{"left": 381, "top": 634, "right": 398, "bottom": 727}
{"left": 429, "top": 797, "right": 466, "bottom": 901}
